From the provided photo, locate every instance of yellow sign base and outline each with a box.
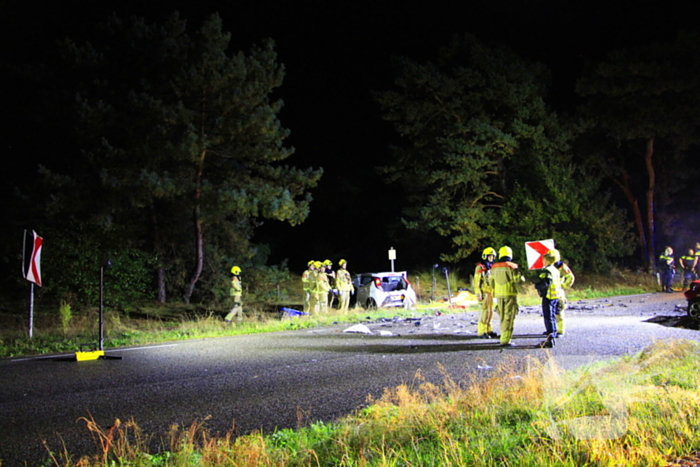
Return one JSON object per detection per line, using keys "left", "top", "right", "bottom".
{"left": 75, "top": 350, "right": 105, "bottom": 361}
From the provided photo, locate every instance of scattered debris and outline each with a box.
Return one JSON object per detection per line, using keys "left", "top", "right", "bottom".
{"left": 343, "top": 324, "right": 373, "bottom": 335}
{"left": 379, "top": 330, "right": 393, "bottom": 336}
{"left": 281, "top": 307, "right": 308, "bottom": 318}
{"left": 438, "top": 290, "right": 479, "bottom": 307}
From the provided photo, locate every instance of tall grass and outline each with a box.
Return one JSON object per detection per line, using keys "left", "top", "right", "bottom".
{"left": 59, "top": 301, "right": 73, "bottom": 335}
{"left": 46, "top": 339, "right": 700, "bottom": 466}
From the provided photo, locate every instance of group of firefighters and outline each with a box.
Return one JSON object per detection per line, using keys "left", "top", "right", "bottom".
{"left": 225, "top": 245, "right": 578, "bottom": 348}
{"left": 223, "top": 259, "right": 355, "bottom": 324}
{"left": 224, "top": 242, "right": 694, "bottom": 340}
{"left": 658, "top": 242, "right": 700, "bottom": 293}
{"left": 301, "top": 259, "right": 354, "bottom": 314}
{"left": 473, "top": 245, "right": 575, "bottom": 348}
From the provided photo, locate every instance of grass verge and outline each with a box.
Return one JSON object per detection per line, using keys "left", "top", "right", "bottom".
{"left": 46, "top": 338, "right": 700, "bottom": 466}
{"left": 0, "top": 269, "right": 660, "bottom": 359}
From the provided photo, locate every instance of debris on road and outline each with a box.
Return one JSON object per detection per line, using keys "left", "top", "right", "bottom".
{"left": 343, "top": 324, "right": 373, "bottom": 335}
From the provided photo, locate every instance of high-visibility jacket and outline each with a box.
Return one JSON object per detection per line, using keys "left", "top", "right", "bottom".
{"left": 313, "top": 270, "right": 331, "bottom": 294}
{"left": 558, "top": 263, "right": 575, "bottom": 289}
{"left": 302, "top": 269, "right": 313, "bottom": 291}
{"left": 230, "top": 275, "right": 242, "bottom": 295}
{"left": 489, "top": 261, "right": 521, "bottom": 298}
{"left": 539, "top": 264, "right": 562, "bottom": 300}
{"left": 336, "top": 268, "right": 353, "bottom": 291}
{"left": 679, "top": 255, "right": 695, "bottom": 272}
{"left": 473, "top": 261, "right": 493, "bottom": 295}
{"left": 658, "top": 254, "right": 675, "bottom": 272}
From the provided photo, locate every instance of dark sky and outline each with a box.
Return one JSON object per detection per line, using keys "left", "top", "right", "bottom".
{"left": 2, "top": 0, "right": 698, "bottom": 273}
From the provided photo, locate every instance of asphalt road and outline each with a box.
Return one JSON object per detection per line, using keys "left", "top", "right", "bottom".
{"left": 1, "top": 292, "right": 697, "bottom": 466}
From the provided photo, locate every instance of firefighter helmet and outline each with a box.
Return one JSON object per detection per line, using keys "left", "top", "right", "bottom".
{"left": 498, "top": 246, "right": 513, "bottom": 259}
{"left": 230, "top": 266, "right": 242, "bottom": 275}
{"left": 339, "top": 259, "right": 347, "bottom": 266}
{"left": 482, "top": 247, "right": 497, "bottom": 259}
{"left": 314, "top": 261, "right": 323, "bottom": 269}
{"left": 307, "top": 260, "right": 315, "bottom": 267}
{"left": 544, "top": 249, "right": 560, "bottom": 264}
{"left": 323, "top": 259, "right": 332, "bottom": 266}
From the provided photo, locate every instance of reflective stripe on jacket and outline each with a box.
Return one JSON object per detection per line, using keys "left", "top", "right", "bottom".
{"left": 489, "top": 261, "right": 521, "bottom": 298}
{"left": 539, "top": 264, "right": 561, "bottom": 300}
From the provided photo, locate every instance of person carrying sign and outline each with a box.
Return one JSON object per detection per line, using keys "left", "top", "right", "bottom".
{"left": 536, "top": 249, "right": 563, "bottom": 348}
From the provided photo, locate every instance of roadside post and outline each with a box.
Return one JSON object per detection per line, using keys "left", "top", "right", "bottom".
{"left": 443, "top": 267, "right": 452, "bottom": 306}
{"left": 75, "top": 259, "right": 122, "bottom": 361}
{"left": 431, "top": 264, "right": 438, "bottom": 302}
{"left": 21, "top": 230, "right": 43, "bottom": 339}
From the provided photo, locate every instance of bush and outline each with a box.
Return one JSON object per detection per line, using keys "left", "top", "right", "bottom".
{"left": 41, "top": 227, "right": 155, "bottom": 308}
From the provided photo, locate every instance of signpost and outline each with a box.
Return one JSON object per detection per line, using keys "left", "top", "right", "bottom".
{"left": 388, "top": 247, "right": 396, "bottom": 272}
{"left": 22, "top": 230, "right": 43, "bottom": 338}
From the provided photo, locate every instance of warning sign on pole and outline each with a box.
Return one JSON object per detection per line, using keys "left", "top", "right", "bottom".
{"left": 525, "top": 239, "right": 555, "bottom": 270}
{"left": 23, "top": 230, "right": 43, "bottom": 287}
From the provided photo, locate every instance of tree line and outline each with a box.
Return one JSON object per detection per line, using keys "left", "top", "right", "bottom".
{"left": 1, "top": 12, "right": 698, "bottom": 307}
{"left": 375, "top": 32, "right": 700, "bottom": 272}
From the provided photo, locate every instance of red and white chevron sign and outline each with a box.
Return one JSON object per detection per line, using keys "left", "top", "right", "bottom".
{"left": 525, "top": 239, "right": 555, "bottom": 270}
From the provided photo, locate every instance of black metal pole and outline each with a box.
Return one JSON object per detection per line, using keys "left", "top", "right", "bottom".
{"left": 99, "top": 266, "right": 104, "bottom": 351}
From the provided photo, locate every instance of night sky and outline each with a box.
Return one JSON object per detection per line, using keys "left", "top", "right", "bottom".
{"left": 2, "top": 0, "right": 697, "bottom": 273}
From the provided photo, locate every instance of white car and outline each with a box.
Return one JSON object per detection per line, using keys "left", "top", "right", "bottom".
{"left": 352, "top": 271, "right": 417, "bottom": 309}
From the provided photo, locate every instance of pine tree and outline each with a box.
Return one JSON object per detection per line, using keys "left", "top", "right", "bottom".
{"left": 43, "top": 13, "right": 322, "bottom": 303}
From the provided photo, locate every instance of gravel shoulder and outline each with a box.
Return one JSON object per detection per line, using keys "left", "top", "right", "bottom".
{"left": 346, "top": 291, "right": 695, "bottom": 339}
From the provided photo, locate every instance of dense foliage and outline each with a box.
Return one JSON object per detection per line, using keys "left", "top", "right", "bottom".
{"left": 576, "top": 31, "right": 700, "bottom": 269}
{"left": 3, "top": 14, "right": 700, "bottom": 306}
{"left": 375, "top": 34, "right": 633, "bottom": 270}
{"left": 33, "top": 13, "right": 322, "bottom": 305}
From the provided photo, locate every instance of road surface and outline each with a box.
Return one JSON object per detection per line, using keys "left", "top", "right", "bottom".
{"left": 0, "top": 292, "right": 696, "bottom": 466}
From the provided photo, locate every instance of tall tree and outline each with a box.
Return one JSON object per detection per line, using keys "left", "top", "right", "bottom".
{"left": 375, "top": 34, "right": 631, "bottom": 270}
{"left": 43, "top": 13, "right": 322, "bottom": 303}
{"left": 576, "top": 31, "right": 700, "bottom": 270}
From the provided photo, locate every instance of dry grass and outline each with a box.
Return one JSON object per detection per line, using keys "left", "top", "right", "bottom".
{"left": 45, "top": 339, "right": 700, "bottom": 467}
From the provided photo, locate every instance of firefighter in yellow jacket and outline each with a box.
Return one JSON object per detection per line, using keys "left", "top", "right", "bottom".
{"left": 474, "top": 247, "right": 497, "bottom": 338}
{"left": 224, "top": 266, "right": 243, "bottom": 324}
{"left": 488, "top": 246, "right": 523, "bottom": 347}
{"left": 301, "top": 261, "right": 315, "bottom": 312}
{"left": 555, "top": 259, "right": 575, "bottom": 336}
{"left": 311, "top": 261, "right": 330, "bottom": 314}
{"left": 335, "top": 259, "right": 353, "bottom": 312}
